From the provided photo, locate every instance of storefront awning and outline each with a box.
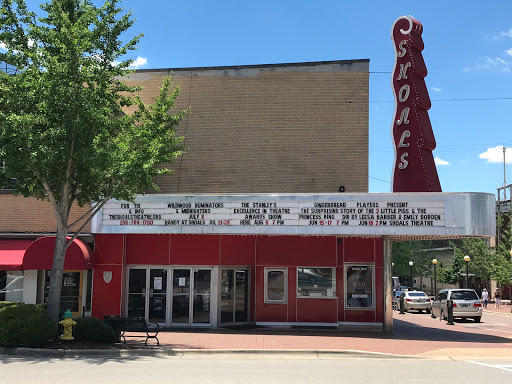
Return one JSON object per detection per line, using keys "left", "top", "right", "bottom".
{"left": 0, "top": 237, "right": 93, "bottom": 271}
{"left": 23, "top": 237, "right": 94, "bottom": 270}
{"left": 0, "top": 239, "right": 34, "bottom": 271}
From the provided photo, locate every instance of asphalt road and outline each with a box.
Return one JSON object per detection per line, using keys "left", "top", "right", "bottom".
{"left": 2, "top": 354, "right": 512, "bottom": 384}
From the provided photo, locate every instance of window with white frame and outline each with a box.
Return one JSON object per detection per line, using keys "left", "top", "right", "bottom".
{"left": 264, "top": 268, "right": 287, "bottom": 303}
{"left": 297, "top": 267, "right": 336, "bottom": 297}
{"left": 345, "top": 263, "right": 375, "bottom": 309}
{"left": 0, "top": 160, "right": 16, "bottom": 191}
{"left": 0, "top": 271, "right": 24, "bottom": 302}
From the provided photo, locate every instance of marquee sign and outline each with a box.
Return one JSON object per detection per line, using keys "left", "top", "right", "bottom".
{"left": 391, "top": 16, "right": 441, "bottom": 192}
{"left": 91, "top": 193, "right": 495, "bottom": 237}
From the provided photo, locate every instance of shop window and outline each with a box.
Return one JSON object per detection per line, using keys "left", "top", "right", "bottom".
{"left": 345, "top": 263, "right": 374, "bottom": 310}
{"left": 264, "top": 268, "right": 287, "bottom": 304}
{"left": 0, "top": 161, "right": 16, "bottom": 192}
{"left": 0, "top": 271, "right": 5, "bottom": 301}
{"left": 297, "top": 267, "right": 336, "bottom": 297}
{"left": 0, "top": 271, "right": 24, "bottom": 302}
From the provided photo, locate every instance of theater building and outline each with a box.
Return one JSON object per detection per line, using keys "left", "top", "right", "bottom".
{"left": 0, "top": 59, "right": 496, "bottom": 329}
{"left": 90, "top": 193, "right": 495, "bottom": 329}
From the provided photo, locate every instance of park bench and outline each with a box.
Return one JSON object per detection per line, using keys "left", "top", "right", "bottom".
{"left": 104, "top": 316, "right": 159, "bottom": 346}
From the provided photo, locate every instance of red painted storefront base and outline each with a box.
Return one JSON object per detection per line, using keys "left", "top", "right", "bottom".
{"left": 92, "top": 234, "right": 383, "bottom": 325}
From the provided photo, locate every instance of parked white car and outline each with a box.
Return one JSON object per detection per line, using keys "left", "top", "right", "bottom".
{"left": 430, "top": 289, "right": 482, "bottom": 322}
{"left": 399, "top": 291, "right": 431, "bottom": 313}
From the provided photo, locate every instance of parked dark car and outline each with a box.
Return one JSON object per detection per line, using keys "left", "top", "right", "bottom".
{"left": 392, "top": 291, "right": 403, "bottom": 310}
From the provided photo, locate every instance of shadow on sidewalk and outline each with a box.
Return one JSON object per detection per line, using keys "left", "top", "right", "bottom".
{"left": 156, "top": 319, "right": 512, "bottom": 345}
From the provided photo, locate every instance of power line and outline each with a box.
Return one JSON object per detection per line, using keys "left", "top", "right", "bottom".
{"left": 370, "top": 97, "right": 512, "bottom": 103}
{"left": 369, "top": 176, "right": 391, "bottom": 183}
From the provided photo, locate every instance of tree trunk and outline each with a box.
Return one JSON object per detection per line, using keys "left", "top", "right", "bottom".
{"left": 47, "top": 226, "right": 68, "bottom": 337}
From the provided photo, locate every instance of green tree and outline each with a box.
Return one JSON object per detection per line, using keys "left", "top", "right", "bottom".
{"left": 494, "top": 213, "right": 512, "bottom": 297}
{"left": 392, "top": 241, "right": 425, "bottom": 287}
{"left": 497, "top": 213, "right": 512, "bottom": 259}
{"left": 0, "top": 0, "right": 186, "bottom": 333}
{"left": 448, "top": 238, "right": 494, "bottom": 287}
{"left": 392, "top": 241, "right": 416, "bottom": 283}
{"left": 413, "top": 241, "right": 436, "bottom": 291}
{"left": 491, "top": 253, "right": 512, "bottom": 291}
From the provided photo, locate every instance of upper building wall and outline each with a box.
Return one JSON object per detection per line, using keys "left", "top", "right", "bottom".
{"left": 0, "top": 195, "right": 91, "bottom": 234}
{"left": 122, "top": 60, "right": 369, "bottom": 194}
{"left": 0, "top": 60, "right": 369, "bottom": 234}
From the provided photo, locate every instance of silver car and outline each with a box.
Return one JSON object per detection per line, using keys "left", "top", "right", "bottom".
{"left": 400, "top": 291, "right": 431, "bottom": 313}
{"left": 430, "top": 289, "right": 482, "bottom": 322}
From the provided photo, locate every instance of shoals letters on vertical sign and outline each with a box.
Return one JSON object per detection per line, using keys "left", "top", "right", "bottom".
{"left": 391, "top": 16, "right": 441, "bottom": 192}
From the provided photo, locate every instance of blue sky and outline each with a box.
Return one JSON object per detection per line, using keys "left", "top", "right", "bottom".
{"left": 3, "top": 1, "right": 512, "bottom": 196}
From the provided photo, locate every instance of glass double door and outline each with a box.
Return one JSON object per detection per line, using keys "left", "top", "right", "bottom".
{"left": 127, "top": 267, "right": 211, "bottom": 326}
{"left": 172, "top": 269, "right": 211, "bottom": 325}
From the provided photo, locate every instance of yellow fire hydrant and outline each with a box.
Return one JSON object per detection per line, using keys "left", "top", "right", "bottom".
{"left": 59, "top": 310, "right": 76, "bottom": 341}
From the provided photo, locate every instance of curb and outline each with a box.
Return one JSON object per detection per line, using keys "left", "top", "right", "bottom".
{"left": 0, "top": 346, "right": 411, "bottom": 359}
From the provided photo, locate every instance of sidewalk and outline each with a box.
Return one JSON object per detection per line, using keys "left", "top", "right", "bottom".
{"left": 482, "top": 303, "right": 512, "bottom": 315}
{"left": 2, "top": 309, "right": 512, "bottom": 359}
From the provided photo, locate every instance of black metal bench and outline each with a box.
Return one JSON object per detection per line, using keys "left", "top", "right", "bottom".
{"left": 104, "top": 316, "right": 159, "bottom": 346}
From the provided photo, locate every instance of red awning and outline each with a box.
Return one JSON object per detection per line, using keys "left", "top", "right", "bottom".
{"left": 0, "top": 239, "right": 34, "bottom": 271}
{"left": 23, "top": 237, "right": 94, "bottom": 270}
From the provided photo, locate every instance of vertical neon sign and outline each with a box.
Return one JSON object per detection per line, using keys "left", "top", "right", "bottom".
{"left": 391, "top": 16, "right": 441, "bottom": 192}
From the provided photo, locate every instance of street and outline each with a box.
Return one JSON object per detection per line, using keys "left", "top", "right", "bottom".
{"left": 2, "top": 307, "right": 512, "bottom": 383}
{"left": 1, "top": 354, "right": 512, "bottom": 384}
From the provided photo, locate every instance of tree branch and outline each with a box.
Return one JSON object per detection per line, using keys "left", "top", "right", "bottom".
{"left": 65, "top": 197, "right": 110, "bottom": 249}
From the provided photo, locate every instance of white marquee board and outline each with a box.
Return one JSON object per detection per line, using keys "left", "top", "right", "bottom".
{"left": 91, "top": 193, "right": 495, "bottom": 237}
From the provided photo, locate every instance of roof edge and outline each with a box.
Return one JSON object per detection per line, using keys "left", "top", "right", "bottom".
{"left": 134, "top": 59, "right": 370, "bottom": 73}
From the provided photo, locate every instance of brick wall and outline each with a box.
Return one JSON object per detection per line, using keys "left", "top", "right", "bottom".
{"left": 0, "top": 195, "right": 91, "bottom": 233}
{"left": 122, "top": 60, "right": 369, "bottom": 194}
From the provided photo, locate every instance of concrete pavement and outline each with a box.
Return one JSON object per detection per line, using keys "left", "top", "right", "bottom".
{"left": 2, "top": 305, "right": 512, "bottom": 359}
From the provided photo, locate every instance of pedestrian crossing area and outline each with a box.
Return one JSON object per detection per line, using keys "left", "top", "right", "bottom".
{"left": 469, "top": 361, "right": 512, "bottom": 372}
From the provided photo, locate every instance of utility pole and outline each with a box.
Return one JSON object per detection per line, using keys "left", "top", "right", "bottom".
{"left": 504, "top": 145, "right": 507, "bottom": 200}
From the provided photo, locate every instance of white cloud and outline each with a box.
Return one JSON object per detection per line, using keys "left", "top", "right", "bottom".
{"left": 130, "top": 56, "right": 147, "bottom": 69}
{"left": 501, "top": 28, "right": 512, "bottom": 38}
{"left": 434, "top": 157, "right": 450, "bottom": 166}
{"left": 112, "top": 56, "right": 148, "bottom": 69}
{"left": 492, "top": 28, "right": 512, "bottom": 40}
{"left": 479, "top": 146, "right": 512, "bottom": 163}
{"left": 466, "top": 56, "right": 511, "bottom": 72}
{"left": 430, "top": 86, "right": 442, "bottom": 93}
{"left": 0, "top": 39, "right": 35, "bottom": 53}
{"left": 505, "top": 48, "right": 512, "bottom": 57}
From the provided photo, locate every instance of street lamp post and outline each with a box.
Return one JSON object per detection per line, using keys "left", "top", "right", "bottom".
{"left": 464, "top": 255, "right": 471, "bottom": 289}
{"left": 409, "top": 261, "right": 414, "bottom": 290}
{"left": 432, "top": 258, "right": 438, "bottom": 295}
